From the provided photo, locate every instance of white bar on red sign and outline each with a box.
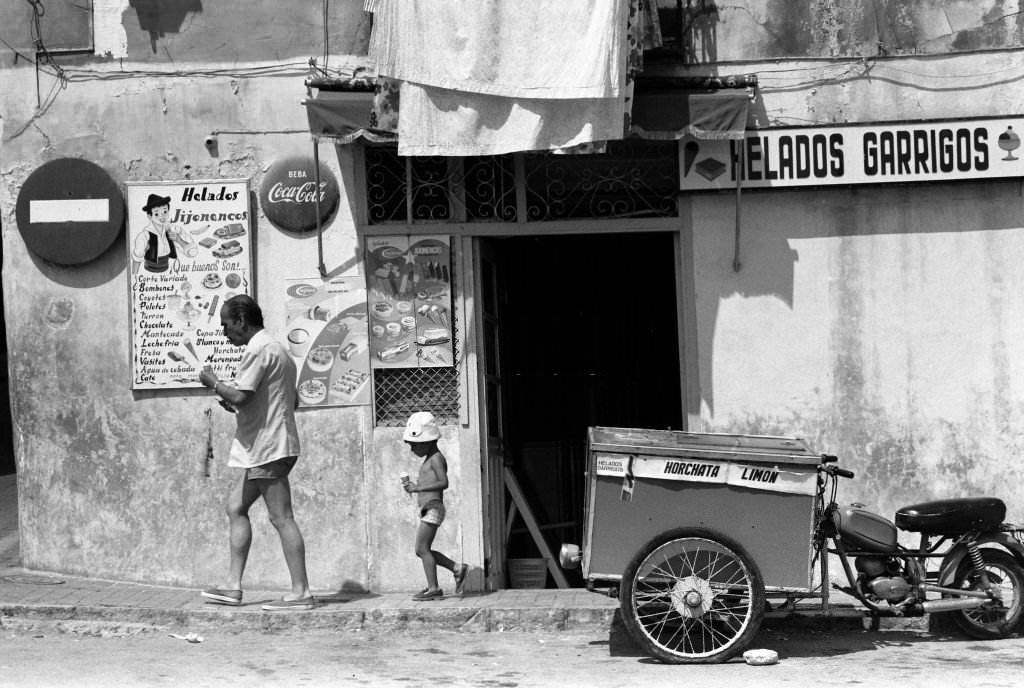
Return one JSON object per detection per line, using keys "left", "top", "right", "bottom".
{"left": 30, "top": 199, "right": 109, "bottom": 223}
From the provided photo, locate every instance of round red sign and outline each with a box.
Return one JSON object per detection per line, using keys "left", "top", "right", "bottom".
{"left": 258, "top": 156, "right": 340, "bottom": 233}
{"left": 15, "top": 158, "right": 125, "bottom": 265}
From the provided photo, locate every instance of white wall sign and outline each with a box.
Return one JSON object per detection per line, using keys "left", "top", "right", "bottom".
{"left": 126, "top": 179, "right": 253, "bottom": 390}
{"left": 680, "top": 116, "right": 1024, "bottom": 190}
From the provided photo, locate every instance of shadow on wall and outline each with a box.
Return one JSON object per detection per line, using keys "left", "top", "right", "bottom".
{"left": 695, "top": 180, "right": 1024, "bottom": 419}
{"left": 695, "top": 181, "right": 1024, "bottom": 518}
{"left": 129, "top": 0, "right": 204, "bottom": 53}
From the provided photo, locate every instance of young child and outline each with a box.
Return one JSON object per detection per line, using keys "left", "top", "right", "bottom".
{"left": 402, "top": 411, "right": 468, "bottom": 601}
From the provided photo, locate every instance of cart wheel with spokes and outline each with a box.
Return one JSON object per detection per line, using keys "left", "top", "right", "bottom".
{"left": 619, "top": 528, "right": 766, "bottom": 664}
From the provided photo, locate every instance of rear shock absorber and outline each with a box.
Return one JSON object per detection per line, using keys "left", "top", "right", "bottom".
{"left": 968, "top": 540, "right": 986, "bottom": 573}
{"left": 965, "top": 538, "right": 995, "bottom": 591}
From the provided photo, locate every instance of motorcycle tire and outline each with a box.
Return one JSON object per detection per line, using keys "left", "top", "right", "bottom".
{"left": 619, "top": 527, "right": 766, "bottom": 664}
{"left": 950, "top": 549, "right": 1024, "bottom": 640}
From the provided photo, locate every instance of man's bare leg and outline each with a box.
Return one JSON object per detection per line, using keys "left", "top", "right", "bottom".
{"left": 260, "top": 476, "right": 311, "bottom": 600}
{"left": 225, "top": 473, "right": 263, "bottom": 590}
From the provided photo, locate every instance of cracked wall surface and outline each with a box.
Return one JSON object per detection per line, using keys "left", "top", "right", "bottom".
{"left": 0, "top": 0, "right": 467, "bottom": 592}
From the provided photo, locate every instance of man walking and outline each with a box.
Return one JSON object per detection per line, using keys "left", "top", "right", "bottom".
{"left": 198, "top": 294, "right": 313, "bottom": 611}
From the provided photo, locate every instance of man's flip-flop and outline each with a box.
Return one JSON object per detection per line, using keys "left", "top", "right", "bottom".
{"left": 261, "top": 597, "right": 315, "bottom": 611}
{"left": 454, "top": 564, "right": 468, "bottom": 593}
{"left": 201, "top": 588, "right": 242, "bottom": 606}
{"left": 412, "top": 588, "right": 444, "bottom": 601}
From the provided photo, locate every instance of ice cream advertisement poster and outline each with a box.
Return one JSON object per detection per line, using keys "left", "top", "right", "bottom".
{"left": 366, "top": 235, "right": 453, "bottom": 369}
{"left": 126, "top": 180, "right": 253, "bottom": 390}
{"left": 284, "top": 277, "right": 371, "bottom": 407}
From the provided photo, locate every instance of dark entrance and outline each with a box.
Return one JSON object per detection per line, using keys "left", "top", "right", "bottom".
{"left": 495, "top": 232, "right": 683, "bottom": 585}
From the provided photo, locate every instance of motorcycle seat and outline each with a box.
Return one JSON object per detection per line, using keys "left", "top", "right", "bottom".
{"left": 895, "top": 497, "right": 1006, "bottom": 535}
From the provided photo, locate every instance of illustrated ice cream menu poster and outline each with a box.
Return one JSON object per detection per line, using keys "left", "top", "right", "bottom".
{"left": 127, "top": 180, "right": 253, "bottom": 390}
{"left": 284, "top": 277, "right": 371, "bottom": 407}
{"left": 366, "top": 235, "right": 453, "bottom": 369}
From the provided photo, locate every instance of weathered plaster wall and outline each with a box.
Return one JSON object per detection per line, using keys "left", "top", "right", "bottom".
{"left": 683, "top": 47, "right": 1024, "bottom": 521}
{"left": 0, "top": 0, "right": 477, "bottom": 593}
{"left": 658, "top": 0, "right": 1024, "bottom": 62}
{"left": 0, "top": 0, "right": 369, "bottom": 61}
{"left": 692, "top": 180, "right": 1024, "bottom": 521}
{"left": 0, "top": 58, "right": 474, "bottom": 590}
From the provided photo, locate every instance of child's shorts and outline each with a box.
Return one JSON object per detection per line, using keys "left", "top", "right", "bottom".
{"left": 419, "top": 499, "right": 446, "bottom": 526}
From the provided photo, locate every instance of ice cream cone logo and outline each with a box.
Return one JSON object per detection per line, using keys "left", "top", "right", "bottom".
{"left": 683, "top": 140, "right": 701, "bottom": 176}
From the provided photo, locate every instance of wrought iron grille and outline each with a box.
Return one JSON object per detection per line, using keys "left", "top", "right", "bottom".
{"left": 373, "top": 263, "right": 461, "bottom": 427}
{"left": 464, "top": 155, "right": 517, "bottom": 222}
{"left": 364, "top": 139, "right": 677, "bottom": 225}
{"left": 523, "top": 139, "right": 679, "bottom": 220}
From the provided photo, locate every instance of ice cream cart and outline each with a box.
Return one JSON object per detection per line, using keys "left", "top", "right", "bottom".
{"left": 562, "top": 426, "right": 828, "bottom": 663}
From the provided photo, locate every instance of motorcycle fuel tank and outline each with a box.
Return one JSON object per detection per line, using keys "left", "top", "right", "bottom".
{"left": 833, "top": 505, "right": 897, "bottom": 552}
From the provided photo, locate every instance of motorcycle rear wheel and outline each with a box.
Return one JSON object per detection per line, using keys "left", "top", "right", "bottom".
{"left": 619, "top": 528, "right": 765, "bottom": 664}
{"left": 950, "top": 549, "right": 1024, "bottom": 639}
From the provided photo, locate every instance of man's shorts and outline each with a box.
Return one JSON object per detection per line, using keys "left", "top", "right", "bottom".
{"left": 246, "top": 456, "right": 297, "bottom": 481}
{"left": 419, "top": 499, "right": 446, "bottom": 526}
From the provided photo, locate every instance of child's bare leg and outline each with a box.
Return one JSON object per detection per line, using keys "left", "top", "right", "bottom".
{"left": 432, "top": 550, "right": 456, "bottom": 573}
{"left": 415, "top": 521, "right": 441, "bottom": 590}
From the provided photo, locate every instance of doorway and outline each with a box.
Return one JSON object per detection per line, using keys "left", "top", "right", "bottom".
{"left": 483, "top": 232, "right": 683, "bottom": 587}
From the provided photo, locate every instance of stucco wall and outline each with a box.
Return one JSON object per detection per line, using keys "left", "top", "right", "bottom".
{"left": 672, "top": 47, "right": 1024, "bottom": 521}
{"left": 0, "top": 62, "right": 473, "bottom": 592}
{"left": 691, "top": 180, "right": 1024, "bottom": 520}
{"left": 0, "top": 0, "right": 478, "bottom": 593}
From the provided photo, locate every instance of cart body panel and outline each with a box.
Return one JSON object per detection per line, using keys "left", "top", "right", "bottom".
{"left": 583, "top": 427, "right": 820, "bottom": 592}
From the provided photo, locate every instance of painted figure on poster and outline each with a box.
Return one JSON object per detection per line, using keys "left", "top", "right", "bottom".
{"left": 131, "top": 193, "right": 199, "bottom": 274}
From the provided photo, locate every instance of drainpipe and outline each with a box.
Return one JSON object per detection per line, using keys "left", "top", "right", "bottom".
{"left": 733, "top": 144, "right": 743, "bottom": 273}
{"left": 313, "top": 136, "right": 326, "bottom": 278}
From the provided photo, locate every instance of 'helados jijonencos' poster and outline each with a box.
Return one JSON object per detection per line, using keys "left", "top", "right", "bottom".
{"left": 365, "top": 235, "right": 453, "bottom": 369}
{"left": 284, "top": 277, "right": 371, "bottom": 407}
{"left": 126, "top": 180, "right": 253, "bottom": 390}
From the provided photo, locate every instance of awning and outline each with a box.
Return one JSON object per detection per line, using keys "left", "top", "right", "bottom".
{"left": 304, "top": 91, "right": 396, "bottom": 145}
{"left": 304, "top": 75, "right": 754, "bottom": 145}
{"left": 629, "top": 87, "right": 751, "bottom": 141}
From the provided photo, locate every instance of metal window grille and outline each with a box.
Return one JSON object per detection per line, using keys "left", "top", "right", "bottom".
{"left": 365, "top": 140, "right": 677, "bottom": 225}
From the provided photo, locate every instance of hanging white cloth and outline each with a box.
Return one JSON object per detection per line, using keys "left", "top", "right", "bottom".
{"left": 395, "top": 83, "right": 627, "bottom": 156}
{"left": 367, "top": 0, "right": 628, "bottom": 100}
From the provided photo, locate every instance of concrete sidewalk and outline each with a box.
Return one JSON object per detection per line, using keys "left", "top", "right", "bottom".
{"left": 0, "top": 473, "right": 878, "bottom": 637}
{"left": 0, "top": 472, "right": 622, "bottom": 634}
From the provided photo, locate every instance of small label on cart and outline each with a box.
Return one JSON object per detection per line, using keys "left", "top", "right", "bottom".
{"left": 726, "top": 464, "right": 817, "bottom": 495}
{"left": 596, "top": 455, "right": 727, "bottom": 484}
{"left": 595, "top": 454, "right": 628, "bottom": 475}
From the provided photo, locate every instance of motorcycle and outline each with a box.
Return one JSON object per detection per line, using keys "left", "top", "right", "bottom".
{"left": 815, "top": 456, "right": 1024, "bottom": 639}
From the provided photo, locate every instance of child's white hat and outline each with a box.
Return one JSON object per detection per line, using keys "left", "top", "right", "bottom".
{"left": 403, "top": 411, "right": 440, "bottom": 442}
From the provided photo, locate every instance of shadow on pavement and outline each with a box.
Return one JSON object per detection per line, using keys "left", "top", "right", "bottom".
{"left": 595, "top": 608, "right": 953, "bottom": 662}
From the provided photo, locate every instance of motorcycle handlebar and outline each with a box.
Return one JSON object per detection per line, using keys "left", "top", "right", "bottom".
{"left": 827, "top": 465, "right": 855, "bottom": 479}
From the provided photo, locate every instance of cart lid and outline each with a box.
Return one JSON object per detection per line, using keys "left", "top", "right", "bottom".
{"left": 587, "top": 426, "right": 821, "bottom": 466}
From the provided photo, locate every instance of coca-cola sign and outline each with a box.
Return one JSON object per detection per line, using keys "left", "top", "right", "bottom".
{"left": 259, "top": 156, "right": 340, "bottom": 233}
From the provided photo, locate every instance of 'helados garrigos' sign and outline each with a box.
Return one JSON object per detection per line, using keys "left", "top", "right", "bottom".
{"left": 258, "top": 156, "right": 340, "bottom": 233}
{"left": 680, "top": 116, "right": 1024, "bottom": 190}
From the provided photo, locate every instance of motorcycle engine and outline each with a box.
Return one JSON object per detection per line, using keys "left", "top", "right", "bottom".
{"left": 855, "top": 556, "right": 913, "bottom": 603}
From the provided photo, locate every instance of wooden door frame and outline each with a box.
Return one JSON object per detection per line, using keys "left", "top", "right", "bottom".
{"left": 461, "top": 221, "right": 697, "bottom": 589}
